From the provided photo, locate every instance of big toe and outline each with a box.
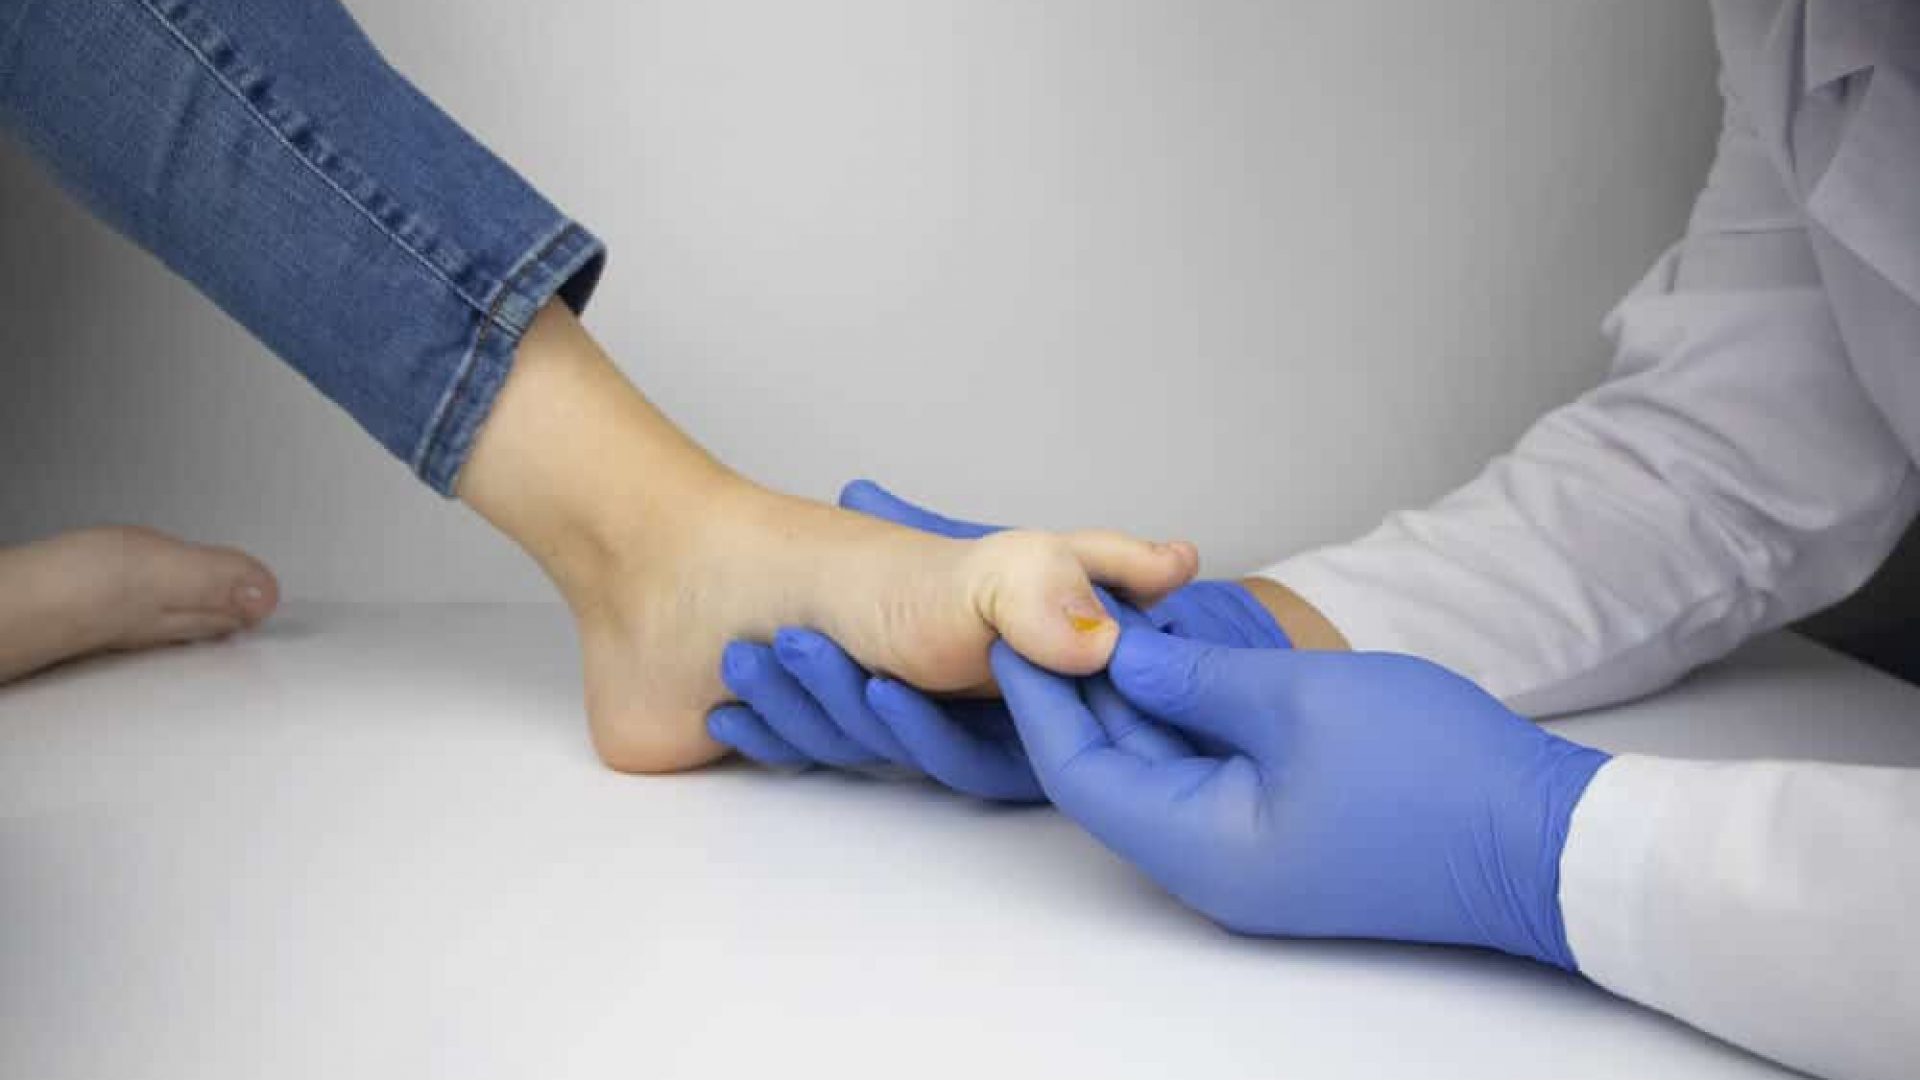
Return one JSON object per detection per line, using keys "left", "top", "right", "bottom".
{"left": 966, "top": 531, "right": 1121, "bottom": 678}
{"left": 154, "top": 541, "right": 280, "bottom": 625}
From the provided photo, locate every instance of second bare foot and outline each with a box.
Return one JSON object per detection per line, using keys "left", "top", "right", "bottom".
{"left": 0, "top": 526, "right": 279, "bottom": 684}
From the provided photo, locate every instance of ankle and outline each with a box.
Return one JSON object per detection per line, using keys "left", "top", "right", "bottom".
{"left": 458, "top": 302, "right": 757, "bottom": 603}
{"left": 553, "top": 471, "right": 774, "bottom": 620}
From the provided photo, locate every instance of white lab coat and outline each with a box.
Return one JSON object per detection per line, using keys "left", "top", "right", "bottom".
{"left": 1259, "top": 3, "right": 1920, "bottom": 1077}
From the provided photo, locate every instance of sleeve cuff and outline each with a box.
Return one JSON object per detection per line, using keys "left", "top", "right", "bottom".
{"left": 491, "top": 219, "right": 608, "bottom": 333}
{"left": 1557, "top": 753, "right": 1688, "bottom": 998}
{"left": 414, "top": 219, "right": 607, "bottom": 496}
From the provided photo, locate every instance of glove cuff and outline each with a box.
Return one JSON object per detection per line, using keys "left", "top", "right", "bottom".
{"left": 1527, "top": 741, "right": 1612, "bottom": 971}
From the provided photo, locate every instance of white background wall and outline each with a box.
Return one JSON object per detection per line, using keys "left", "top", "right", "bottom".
{"left": 1, "top": 0, "right": 1722, "bottom": 603}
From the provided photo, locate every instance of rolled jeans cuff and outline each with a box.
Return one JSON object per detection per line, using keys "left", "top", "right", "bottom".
{"left": 0, "top": 0, "right": 610, "bottom": 495}
{"left": 415, "top": 220, "right": 606, "bottom": 494}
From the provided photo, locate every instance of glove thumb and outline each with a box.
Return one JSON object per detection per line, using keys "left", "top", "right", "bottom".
{"left": 837, "top": 479, "right": 999, "bottom": 539}
{"left": 1109, "top": 627, "right": 1280, "bottom": 754}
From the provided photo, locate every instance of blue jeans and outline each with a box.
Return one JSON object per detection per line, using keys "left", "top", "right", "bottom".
{"left": 0, "top": 0, "right": 606, "bottom": 494}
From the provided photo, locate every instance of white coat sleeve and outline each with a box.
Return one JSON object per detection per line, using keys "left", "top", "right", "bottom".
{"left": 1259, "top": 71, "right": 1920, "bottom": 1080}
{"left": 1257, "top": 87, "right": 1920, "bottom": 720}
{"left": 1561, "top": 754, "right": 1920, "bottom": 1080}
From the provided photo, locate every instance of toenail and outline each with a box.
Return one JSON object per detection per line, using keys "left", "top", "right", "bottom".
{"left": 1064, "top": 595, "right": 1113, "bottom": 635}
{"left": 233, "top": 582, "right": 269, "bottom": 616}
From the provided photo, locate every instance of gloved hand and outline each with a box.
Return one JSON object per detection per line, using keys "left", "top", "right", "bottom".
{"left": 705, "top": 481, "right": 1288, "bottom": 800}
{"left": 991, "top": 625, "right": 1611, "bottom": 969}
{"left": 708, "top": 625, "right": 1045, "bottom": 801}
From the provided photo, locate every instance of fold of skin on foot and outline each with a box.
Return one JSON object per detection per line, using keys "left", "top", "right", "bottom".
{"left": 0, "top": 526, "right": 279, "bottom": 685}
{"left": 461, "top": 303, "right": 1199, "bottom": 773}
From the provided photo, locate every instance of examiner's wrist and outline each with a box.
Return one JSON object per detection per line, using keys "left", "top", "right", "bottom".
{"left": 1237, "top": 576, "right": 1350, "bottom": 651}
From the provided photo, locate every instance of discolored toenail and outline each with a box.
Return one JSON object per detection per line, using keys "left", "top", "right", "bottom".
{"left": 1064, "top": 595, "right": 1113, "bottom": 635}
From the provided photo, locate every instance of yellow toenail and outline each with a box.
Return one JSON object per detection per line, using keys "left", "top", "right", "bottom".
{"left": 1069, "top": 613, "right": 1110, "bottom": 634}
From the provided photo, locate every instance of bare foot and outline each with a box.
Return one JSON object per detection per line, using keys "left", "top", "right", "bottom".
{"left": 570, "top": 483, "right": 1198, "bottom": 771}
{"left": 0, "top": 526, "right": 279, "bottom": 685}
{"left": 462, "top": 304, "right": 1197, "bottom": 773}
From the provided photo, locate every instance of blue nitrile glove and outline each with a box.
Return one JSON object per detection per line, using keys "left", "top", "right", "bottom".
{"left": 991, "top": 626, "right": 1612, "bottom": 970}
{"left": 706, "top": 480, "right": 1287, "bottom": 799}
{"left": 709, "top": 627, "right": 1045, "bottom": 801}
{"left": 1141, "top": 579, "right": 1290, "bottom": 651}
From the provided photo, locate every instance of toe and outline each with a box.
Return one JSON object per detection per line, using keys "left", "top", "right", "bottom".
{"left": 115, "top": 610, "right": 246, "bottom": 650}
{"left": 224, "top": 554, "right": 280, "bottom": 624}
{"left": 1058, "top": 529, "right": 1200, "bottom": 609}
{"left": 161, "top": 543, "right": 279, "bottom": 625}
{"left": 965, "top": 531, "right": 1120, "bottom": 677}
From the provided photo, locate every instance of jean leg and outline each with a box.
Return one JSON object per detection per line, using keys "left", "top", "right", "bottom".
{"left": 0, "top": 0, "right": 605, "bottom": 493}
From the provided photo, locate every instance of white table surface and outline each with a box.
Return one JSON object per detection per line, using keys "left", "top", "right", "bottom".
{"left": 4, "top": 602, "right": 1917, "bottom": 1080}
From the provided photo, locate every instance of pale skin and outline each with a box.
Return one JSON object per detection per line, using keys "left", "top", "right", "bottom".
{"left": 0, "top": 525, "right": 279, "bottom": 685}
{"left": 0, "top": 303, "right": 1343, "bottom": 768}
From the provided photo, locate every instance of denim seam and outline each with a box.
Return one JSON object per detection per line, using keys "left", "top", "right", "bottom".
{"left": 411, "top": 219, "right": 578, "bottom": 477}
{"left": 413, "top": 221, "right": 602, "bottom": 491}
{"left": 490, "top": 214, "right": 594, "bottom": 335}
{"left": 417, "top": 301, "right": 497, "bottom": 487}
{"left": 131, "top": 0, "right": 514, "bottom": 333}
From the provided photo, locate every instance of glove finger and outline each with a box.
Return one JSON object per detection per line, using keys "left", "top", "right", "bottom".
{"left": 1107, "top": 628, "right": 1281, "bottom": 756}
{"left": 837, "top": 479, "right": 999, "bottom": 539}
{"left": 1104, "top": 594, "right": 1218, "bottom": 753}
{"left": 771, "top": 627, "right": 913, "bottom": 765}
{"left": 1104, "top": 592, "right": 1158, "bottom": 632}
{"left": 866, "top": 678, "right": 1045, "bottom": 803}
{"left": 1085, "top": 674, "right": 1194, "bottom": 763}
{"left": 992, "top": 642, "right": 1247, "bottom": 857}
{"left": 987, "top": 640, "right": 1123, "bottom": 785}
{"left": 721, "top": 642, "right": 879, "bottom": 768}
{"left": 1147, "top": 579, "right": 1293, "bottom": 650}
{"left": 707, "top": 704, "right": 813, "bottom": 770}
{"left": 938, "top": 696, "right": 1018, "bottom": 739}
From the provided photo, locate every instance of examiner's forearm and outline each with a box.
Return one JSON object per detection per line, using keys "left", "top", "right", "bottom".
{"left": 1237, "top": 577, "right": 1349, "bottom": 651}
{"left": 1241, "top": 69, "right": 1919, "bottom": 717}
